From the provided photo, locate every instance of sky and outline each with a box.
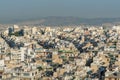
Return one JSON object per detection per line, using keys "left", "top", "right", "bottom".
{"left": 0, "top": 0, "right": 120, "bottom": 22}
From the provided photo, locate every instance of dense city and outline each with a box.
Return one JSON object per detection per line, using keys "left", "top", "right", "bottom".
{"left": 0, "top": 25, "right": 120, "bottom": 80}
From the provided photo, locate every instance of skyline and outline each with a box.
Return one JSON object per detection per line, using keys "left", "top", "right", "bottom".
{"left": 0, "top": 1, "right": 120, "bottom": 79}
{"left": 0, "top": 0, "right": 120, "bottom": 23}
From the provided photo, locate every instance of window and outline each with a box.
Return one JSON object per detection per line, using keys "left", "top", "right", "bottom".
{"left": 32, "top": 73, "right": 34, "bottom": 76}
{"left": 23, "top": 73, "right": 29, "bottom": 76}
{"left": 16, "top": 73, "right": 20, "bottom": 76}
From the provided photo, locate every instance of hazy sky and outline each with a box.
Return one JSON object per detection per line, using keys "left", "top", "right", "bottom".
{"left": 0, "top": 0, "right": 120, "bottom": 21}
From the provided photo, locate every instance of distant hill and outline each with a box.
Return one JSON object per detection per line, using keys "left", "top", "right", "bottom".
{"left": 1, "top": 16, "right": 120, "bottom": 26}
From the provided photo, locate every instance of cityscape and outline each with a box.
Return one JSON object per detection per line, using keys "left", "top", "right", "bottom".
{"left": 0, "top": 25, "right": 119, "bottom": 80}
{"left": 1, "top": 0, "right": 120, "bottom": 80}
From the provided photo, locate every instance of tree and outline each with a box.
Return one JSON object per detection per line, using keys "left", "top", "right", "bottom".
{"left": 37, "top": 66, "right": 43, "bottom": 71}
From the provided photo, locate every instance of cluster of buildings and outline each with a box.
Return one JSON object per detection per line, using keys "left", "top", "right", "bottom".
{"left": 0, "top": 25, "right": 120, "bottom": 80}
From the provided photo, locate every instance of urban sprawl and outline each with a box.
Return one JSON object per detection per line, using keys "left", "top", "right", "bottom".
{"left": 0, "top": 25, "right": 120, "bottom": 80}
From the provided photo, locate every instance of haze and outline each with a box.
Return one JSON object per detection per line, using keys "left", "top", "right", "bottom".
{"left": 0, "top": 0, "right": 120, "bottom": 23}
